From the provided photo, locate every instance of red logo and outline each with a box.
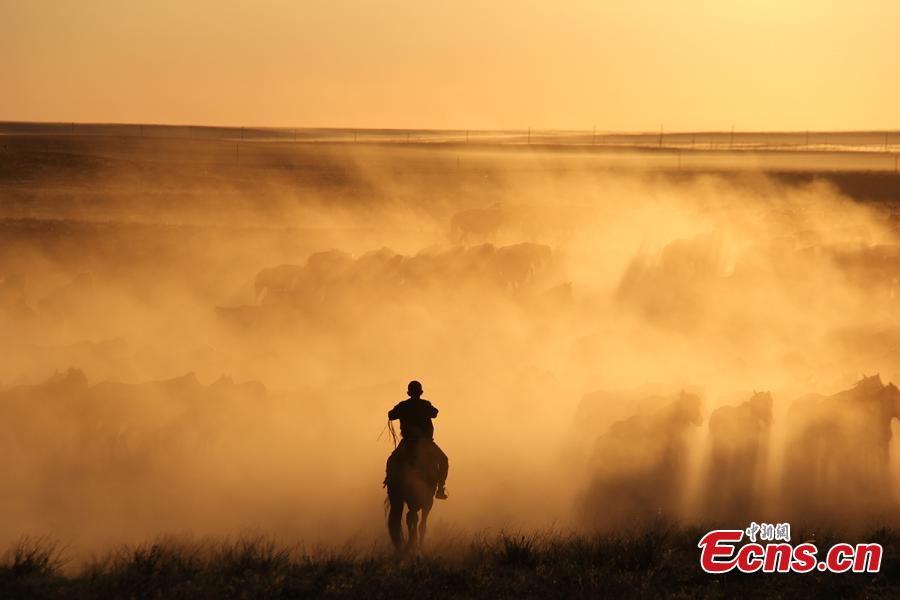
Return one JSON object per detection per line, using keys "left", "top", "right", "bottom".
{"left": 698, "top": 524, "right": 882, "bottom": 574}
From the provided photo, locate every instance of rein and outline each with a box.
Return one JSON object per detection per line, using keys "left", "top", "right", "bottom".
{"left": 377, "top": 418, "right": 400, "bottom": 449}
{"left": 388, "top": 419, "right": 399, "bottom": 449}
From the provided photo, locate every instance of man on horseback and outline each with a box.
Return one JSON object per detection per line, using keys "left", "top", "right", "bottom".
{"left": 386, "top": 380, "right": 449, "bottom": 499}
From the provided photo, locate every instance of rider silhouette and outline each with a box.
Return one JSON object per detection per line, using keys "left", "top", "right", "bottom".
{"left": 386, "top": 380, "right": 449, "bottom": 499}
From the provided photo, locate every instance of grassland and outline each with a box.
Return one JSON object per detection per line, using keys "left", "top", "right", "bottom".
{"left": 3, "top": 523, "right": 899, "bottom": 599}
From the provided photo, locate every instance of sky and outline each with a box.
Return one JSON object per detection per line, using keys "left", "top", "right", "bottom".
{"left": 1, "top": 0, "right": 898, "bottom": 131}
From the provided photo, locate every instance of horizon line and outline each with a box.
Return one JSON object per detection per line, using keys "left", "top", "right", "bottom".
{"left": 2, "top": 119, "right": 899, "bottom": 136}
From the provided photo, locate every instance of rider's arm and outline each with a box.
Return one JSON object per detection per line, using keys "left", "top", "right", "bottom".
{"left": 388, "top": 403, "right": 401, "bottom": 420}
{"left": 428, "top": 402, "right": 438, "bottom": 418}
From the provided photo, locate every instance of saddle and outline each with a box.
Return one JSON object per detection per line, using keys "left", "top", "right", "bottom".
{"left": 385, "top": 439, "right": 440, "bottom": 487}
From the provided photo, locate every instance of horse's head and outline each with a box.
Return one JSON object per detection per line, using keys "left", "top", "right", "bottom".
{"left": 670, "top": 390, "right": 704, "bottom": 428}
{"left": 747, "top": 391, "right": 774, "bottom": 425}
{"left": 854, "top": 373, "right": 884, "bottom": 394}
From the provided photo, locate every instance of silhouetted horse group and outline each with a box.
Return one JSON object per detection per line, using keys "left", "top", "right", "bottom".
{"left": 581, "top": 375, "right": 900, "bottom": 528}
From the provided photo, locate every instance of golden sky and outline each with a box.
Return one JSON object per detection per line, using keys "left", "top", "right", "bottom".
{"left": 2, "top": 0, "right": 898, "bottom": 131}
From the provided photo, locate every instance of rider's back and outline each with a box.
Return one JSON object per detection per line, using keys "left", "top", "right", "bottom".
{"left": 389, "top": 398, "right": 438, "bottom": 439}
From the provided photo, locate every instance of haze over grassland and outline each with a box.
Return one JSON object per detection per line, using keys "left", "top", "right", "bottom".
{"left": 2, "top": 133, "right": 900, "bottom": 560}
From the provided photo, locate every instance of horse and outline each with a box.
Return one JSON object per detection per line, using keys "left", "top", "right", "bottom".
{"left": 385, "top": 440, "right": 440, "bottom": 555}
{"left": 781, "top": 375, "right": 900, "bottom": 522}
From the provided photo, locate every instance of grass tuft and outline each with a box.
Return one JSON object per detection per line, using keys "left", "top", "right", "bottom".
{"left": 2, "top": 536, "right": 67, "bottom": 578}
{"left": 1, "top": 524, "right": 899, "bottom": 598}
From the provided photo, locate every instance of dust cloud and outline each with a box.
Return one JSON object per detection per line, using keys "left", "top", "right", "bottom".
{"left": 2, "top": 136, "right": 900, "bottom": 555}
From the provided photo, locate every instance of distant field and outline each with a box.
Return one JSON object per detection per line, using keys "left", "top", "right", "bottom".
{"left": 1, "top": 133, "right": 899, "bottom": 222}
{"left": 2, "top": 121, "right": 899, "bottom": 152}
{"left": 2, "top": 122, "right": 899, "bottom": 174}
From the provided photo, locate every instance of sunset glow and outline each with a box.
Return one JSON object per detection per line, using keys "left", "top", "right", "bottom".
{"left": 3, "top": 1, "right": 899, "bottom": 130}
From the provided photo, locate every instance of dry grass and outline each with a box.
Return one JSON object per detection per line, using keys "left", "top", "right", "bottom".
{"left": 2, "top": 522, "right": 899, "bottom": 598}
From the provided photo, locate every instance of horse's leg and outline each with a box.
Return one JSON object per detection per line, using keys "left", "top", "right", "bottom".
{"left": 388, "top": 493, "right": 405, "bottom": 553}
{"left": 419, "top": 505, "right": 430, "bottom": 547}
{"left": 406, "top": 508, "right": 419, "bottom": 553}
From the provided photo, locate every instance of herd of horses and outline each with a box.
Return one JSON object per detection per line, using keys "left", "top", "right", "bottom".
{"left": 580, "top": 374, "right": 900, "bottom": 529}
